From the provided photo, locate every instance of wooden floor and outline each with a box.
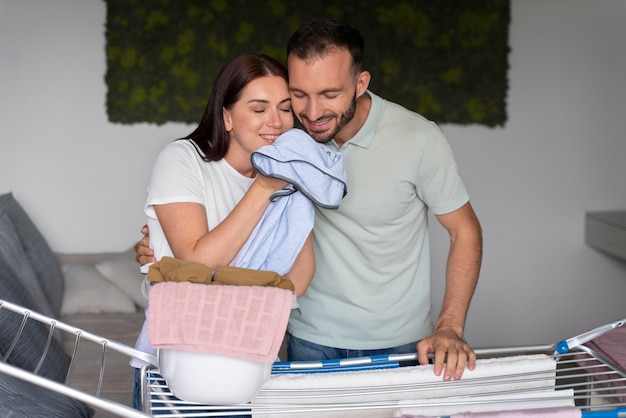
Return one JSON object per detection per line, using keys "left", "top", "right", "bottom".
{"left": 61, "top": 312, "right": 145, "bottom": 417}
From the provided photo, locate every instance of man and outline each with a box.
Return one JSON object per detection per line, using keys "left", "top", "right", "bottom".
{"left": 136, "top": 18, "right": 482, "bottom": 381}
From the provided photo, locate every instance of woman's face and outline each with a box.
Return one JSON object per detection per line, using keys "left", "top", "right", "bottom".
{"left": 223, "top": 75, "right": 293, "bottom": 167}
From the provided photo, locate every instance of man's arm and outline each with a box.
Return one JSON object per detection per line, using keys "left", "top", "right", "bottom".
{"left": 134, "top": 225, "right": 156, "bottom": 265}
{"left": 417, "top": 201, "right": 482, "bottom": 380}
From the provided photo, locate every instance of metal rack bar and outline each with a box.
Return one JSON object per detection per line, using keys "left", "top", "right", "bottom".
{"left": 0, "top": 299, "right": 155, "bottom": 417}
{"left": 1, "top": 298, "right": 625, "bottom": 417}
{"left": 141, "top": 349, "right": 626, "bottom": 416}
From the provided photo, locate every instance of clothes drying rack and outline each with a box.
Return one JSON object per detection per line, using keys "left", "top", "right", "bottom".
{"left": 1, "top": 298, "right": 625, "bottom": 417}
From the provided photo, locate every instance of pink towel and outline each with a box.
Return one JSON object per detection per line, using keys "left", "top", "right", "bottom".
{"left": 450, "top": 406, "right": 581, "bottom": 417}
{"left": 577, "top": 327, "right": 626, "bottom": 403}
{"left": 401, "top": 408, "right": 581, "bottom": 418}
{"left": 148, "top": 282, "right": 292, "bottom": 363}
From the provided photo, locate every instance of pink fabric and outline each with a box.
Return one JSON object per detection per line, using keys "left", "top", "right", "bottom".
{"left": 578, "top": 327, "right": 626, "bottom": 403}
{"left": 148, "top": 282, "right": 292, "bottom": 363}
{"left": 450, "top": 406, "right": 581, "bottom": 417}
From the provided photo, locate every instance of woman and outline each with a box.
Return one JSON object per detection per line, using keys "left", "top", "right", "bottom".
{"left": 132, "top": 53, "right": 315, "bottom": 410}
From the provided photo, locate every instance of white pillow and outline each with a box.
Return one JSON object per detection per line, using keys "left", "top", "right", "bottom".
{"left": 95, "top": 248, "right": 148, "bottom": 309}
{"left": 61, "top": 264, "right": 136, "bottom": 315}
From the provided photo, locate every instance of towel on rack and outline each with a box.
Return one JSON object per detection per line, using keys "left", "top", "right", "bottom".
{"left": 252, "top": 354, "right": 561, "bottom": 418}
{"left": 148, "top": 281, "right": 292, "bottom": 363}
{"left": 577, "top": 327, "right": 626, "bottom": 403}
{"left": 399, "top": 405, "right": 580, "bottom": 418}
{"left": 394, "top": 389, "right": 575, "bottom": 417}
{"left": 447, "top": 405, "right": 581, "bottom": 417}
{"left": 231, "top": 128, "right": 347, "bottom": 275}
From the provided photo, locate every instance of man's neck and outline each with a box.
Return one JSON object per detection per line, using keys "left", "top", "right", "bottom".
{"left": 334, "top": 93, "right": 372, "bottom": 148}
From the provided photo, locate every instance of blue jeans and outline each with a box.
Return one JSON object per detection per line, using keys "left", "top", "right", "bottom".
{"left": 132, "top": 368, "right": 144, "bottom": 411}
{"left": 287, "top": 333, "right": 419, "bottom": 364}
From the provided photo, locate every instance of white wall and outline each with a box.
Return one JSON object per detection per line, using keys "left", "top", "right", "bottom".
{"left": 0, "top": 0, "right": 192, "bottom": 254}
{"left": 1, "top": 0, "right": 625, "bottom": 348}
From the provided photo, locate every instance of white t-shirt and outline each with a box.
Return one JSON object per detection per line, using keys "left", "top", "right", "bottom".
{"left": 145, "top": 139, "right": 255, "bottom": 261}
{"left": 132, "top": 139, "right": 255, "bottom": 366}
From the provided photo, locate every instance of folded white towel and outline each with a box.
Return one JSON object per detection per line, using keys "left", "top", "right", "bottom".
{"left": 395, "top": 389, "right": 575, "bottom": 417}
{"left": 448, "top": 405, "right": 581, "bottom": 417}
{"left": 251, "top": 354, "right": 563, "bottom": 418}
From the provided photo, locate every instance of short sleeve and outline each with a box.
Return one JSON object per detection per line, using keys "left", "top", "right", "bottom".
{"left": 415, "top": 123, "right": 469, "bottom": 215}
{"left": 145, "top": 140, "right": 206, "bottom": 217}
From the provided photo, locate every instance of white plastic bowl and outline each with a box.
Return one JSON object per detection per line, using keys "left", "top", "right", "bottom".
{"left": 158, "top": 348, "right": 272, "bottom": 404}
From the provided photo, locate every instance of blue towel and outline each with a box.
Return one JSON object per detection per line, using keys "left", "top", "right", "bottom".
{"left": 230, "top": 129, "right": 347, "bottom": 275}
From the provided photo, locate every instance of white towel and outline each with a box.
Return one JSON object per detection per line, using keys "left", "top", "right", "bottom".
{"left": 395, "top": 389, "right": 576, "bottom": 417}
{"left": 251, "top": 354, "right": 563, "bottom": 418}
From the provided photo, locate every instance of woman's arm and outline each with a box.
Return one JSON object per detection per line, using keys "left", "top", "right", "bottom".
{"left": 154, "top": 176, "right": 286, "bottom": 270}
{"left": 284, "top": 233, "right": 315, "bottom": 296}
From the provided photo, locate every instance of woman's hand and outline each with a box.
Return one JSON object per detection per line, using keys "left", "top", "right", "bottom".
{"left": 253, "top": 174, "right": 288, "bottom": 194}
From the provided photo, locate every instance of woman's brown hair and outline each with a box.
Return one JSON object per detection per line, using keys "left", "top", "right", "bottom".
{"left": 185, "top": 54, "right": 289, "bottom": 161}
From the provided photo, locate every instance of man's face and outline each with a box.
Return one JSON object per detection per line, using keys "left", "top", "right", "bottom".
{"left": 287, "top": 48, "right": 361, "bottom": 144}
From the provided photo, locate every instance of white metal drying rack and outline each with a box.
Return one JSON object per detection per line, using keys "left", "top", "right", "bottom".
{"left": 1, "top": 299, "right": 625, "bottom": 417}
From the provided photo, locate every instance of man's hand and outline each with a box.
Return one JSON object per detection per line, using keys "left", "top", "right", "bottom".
{"left": 417, "top": 328, "right": 476, "bottom": 381}
{"left": 134, "top": 225, "right": 156, "bottom": 265}
{"left": 421, "top": 202, "right": 480, "bottom": 381}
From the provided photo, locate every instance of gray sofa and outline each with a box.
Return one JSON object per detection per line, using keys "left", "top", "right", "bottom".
{"left": 0, "top": 192, "right": 145, "bottom": 417}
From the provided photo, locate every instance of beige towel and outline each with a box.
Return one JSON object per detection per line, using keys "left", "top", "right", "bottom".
{"left": 147, "top": 256, "right": 295, "bottom": 291}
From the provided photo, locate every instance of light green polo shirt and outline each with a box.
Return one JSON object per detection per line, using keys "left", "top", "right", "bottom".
{"left": 287, "top": 91, "right": 469, "bottom": 349}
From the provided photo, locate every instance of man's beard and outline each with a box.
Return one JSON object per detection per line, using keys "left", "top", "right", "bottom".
{"left": 300, "top": 95, "right": 357, "bottom": 143}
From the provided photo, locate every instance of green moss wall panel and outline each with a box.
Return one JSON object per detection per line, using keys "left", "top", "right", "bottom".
{"left": 105, "top": 0, "right": 510, "bottom": 127}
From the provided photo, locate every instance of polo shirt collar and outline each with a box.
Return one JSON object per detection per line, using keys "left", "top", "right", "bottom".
{"left": 330, "top": 90, "right": 383, "bottom": 151}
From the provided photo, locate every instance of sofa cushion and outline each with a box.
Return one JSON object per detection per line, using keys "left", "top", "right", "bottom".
{"left": 0, "top": 210, "right": 55, "bottom": 319}
{"left": 0, "top": 258, "right": 71, "bottom": 382}
{"left": 0, "top": 192, "right": 64, "bottom": 317}
{"left": 95, "top": 248, "right": 148, "bottom": 309}
{"left": 61, "top": 264, "right": 136, "bottom": 315}
{"left": 0, "top": 372, "right": 93, "bottom": 417}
